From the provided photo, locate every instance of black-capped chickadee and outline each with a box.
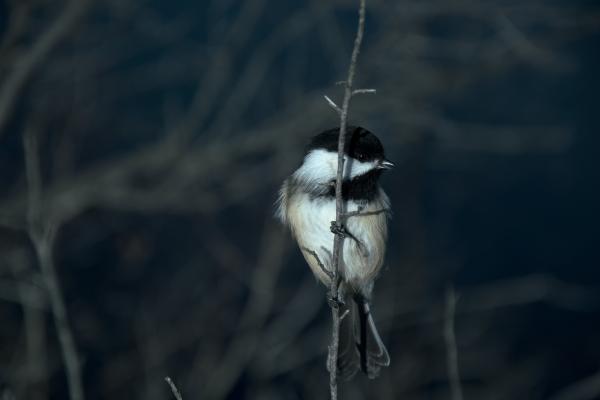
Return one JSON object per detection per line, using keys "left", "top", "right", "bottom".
{"left": 276, "top": 126, "right": 393, "bottom": 379}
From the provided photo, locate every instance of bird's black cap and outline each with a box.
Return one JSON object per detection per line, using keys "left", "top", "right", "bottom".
{"left": 307, "top": 126, "right": 385, "bottom": 162}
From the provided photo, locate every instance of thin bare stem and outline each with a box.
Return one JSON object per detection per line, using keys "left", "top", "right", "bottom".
{"left": 165, "top": 376, "right": 183, "bottom": 400}
{"left": 444, "top": 287, "right": 464, "bottom": 400}
{"left": 302, "top": 247, "right": 334, "bottom": 280}
{"left": 324, "top": 95, "right": 342, "bottom": 114}
{"left": 343, "top": 208, "right": 389, "bottom": 220}
{"left": 24, "top": 128, "right": 85, "bottom": 400}
{"left": 327, "top": 0, "right": 367, "bottom": 399}
{"left": 351, "top": 88, "right": 376, "bottom": 96}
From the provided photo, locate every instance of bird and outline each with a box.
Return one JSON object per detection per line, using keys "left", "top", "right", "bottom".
{"left": 276, "top": 125, "right": 393, "bottom": 379}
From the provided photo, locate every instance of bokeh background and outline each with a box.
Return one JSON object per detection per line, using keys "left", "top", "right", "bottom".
{"left": 1, "top": 0, "right": 599, "bottom": 399}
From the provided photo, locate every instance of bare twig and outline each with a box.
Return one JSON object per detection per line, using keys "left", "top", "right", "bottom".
{"left": 165, "top": 377, "right": 183, "bottom": 400}
{"left": 340, "top": 309, "right": 350, "bottom": 321}
{"left": 444, "top": 287, "right": 464, "bottom": 400}
{"left": 23, "top": 128, "right": 85, "bottom": 400}
{"left": 351, "top": 88, "right": 376, "bottom": 96}
{"left": 326, "top": 0, "right": 368, "bottom": 398}
{"left": 343, "top": 208, "right": 389, "bottom": 220}
{"left": 323, "top": 95, "right": 342, "bottom": 114}
{"left": 302, "top": 247, "right": 334, "bottom": 280}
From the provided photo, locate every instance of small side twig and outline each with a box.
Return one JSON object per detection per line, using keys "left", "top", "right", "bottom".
{"left": 343, "top": 208, "right": 389, "bottom": 220}
{"left": 351, "top": 88, "right": 376, "bottom": 96}
{"left": 302, "top": 247, "right": 334, "bottom": 280}
{"left": 323, "top": 95, "right": 342, "bottom": 114}
{"left": 340, "top": 309, "right": 350, "bottom": 321}
{"left": 444, "top": 287, "right": 464, "bottom": 400}
{"left": 165, "top": 377, "right": 183, "bottom": 400}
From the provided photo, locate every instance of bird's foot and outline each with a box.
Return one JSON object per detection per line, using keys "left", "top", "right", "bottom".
{"left": 327, "top": 294, "right": 345, "bottom": 309}
{"left": 330, "top": 221, "right": 347, "bottom": 238}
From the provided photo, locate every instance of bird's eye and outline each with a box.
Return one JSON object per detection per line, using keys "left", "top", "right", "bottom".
{"left": 356, "top": 153, "right": 366, "bottom": 161}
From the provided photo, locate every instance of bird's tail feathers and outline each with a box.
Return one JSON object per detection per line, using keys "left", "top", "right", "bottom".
{"left": 335, "top": 295, "right": 390, "bottom": 380}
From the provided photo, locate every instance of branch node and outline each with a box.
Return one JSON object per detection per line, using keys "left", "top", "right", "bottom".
{"left": 327, "top": 291, "right": 345, "bottom": 309}
{"left": 330, "top": 221, "right": 346, "bottom": 238}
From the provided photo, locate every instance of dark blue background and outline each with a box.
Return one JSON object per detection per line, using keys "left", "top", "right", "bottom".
{"left": 0, "top": 1, "right": 599, "bottom": 399}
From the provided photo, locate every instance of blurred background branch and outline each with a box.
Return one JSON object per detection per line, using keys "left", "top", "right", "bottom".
{"left": 0, "top": 0, "right": 91, "bottom": 138}
{"left": 24, "top": 124, "right": 84, "bottom": 400}
{"left": 444, "top": 287, "right": 463, "bottom": 400}
{"left": 0, "top": 0, "right": 598, "bottom": 399}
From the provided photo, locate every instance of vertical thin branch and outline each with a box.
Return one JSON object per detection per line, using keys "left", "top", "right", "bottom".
{"left": 444, "top": 287, "right": 464, "bottom": 400}
{"left": 23, "top": 128, "right": 85, "bottom": 400}
{"left": 10, "top": 251, "right": 49, "bottom": 399}
{"left": 327, "top": 0, "right": 367, "bottom": 399}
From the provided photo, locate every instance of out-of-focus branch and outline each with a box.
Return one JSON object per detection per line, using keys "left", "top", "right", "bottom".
{"left": 549, "top": 369, "right": 600, "bottom": 400}
{"left": 0, "top": 279, "right": 46, "bottom": 309}
{"left": 459, "top": 274, "right": 599, "bottom": 313}
{"left": 205, "top": 10, "right": 318, "bottom": 141}
{"left": 0, "top": 94, "right": 327, "bottom": 229}
{"left": 201, "top": 221, "right": 287, "bottom": 399}
{"left": 0, "top": 0, "right": 593, "bottom": 398}
{"left": 23, "top": 127, "right": 85, "bottom": 400}
{"left": 253, "top": 277, "right": 324, "bottom": 378}
{"left": 0, "top": 0, "right": 91, "bottom": 138}
{"left": 325, "top": 0, "right": 368, "bottom": 398}
{"left": 8, "top": 250, "right": 48, "bottom": 399}
{"left": 444, "top": 287, "right": 464, "bottom": 400}
{"left": 496, "top": 14, "right": 567, "bottom": 70}
{"left": 386, "top": 274, "right": 599, "bottom": 332}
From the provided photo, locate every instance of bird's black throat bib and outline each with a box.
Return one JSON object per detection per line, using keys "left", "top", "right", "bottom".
{"left": 327, "top": 169, "right": 383, "bottom": 202}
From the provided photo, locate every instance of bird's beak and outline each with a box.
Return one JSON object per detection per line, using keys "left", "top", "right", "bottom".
{"left": 378, "top": 159, "right": 394, "bottom": 170}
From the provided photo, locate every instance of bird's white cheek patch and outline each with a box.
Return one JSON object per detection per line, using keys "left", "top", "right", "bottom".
{"left": 294, "top": 149, "right": 378, "bottom": 184}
